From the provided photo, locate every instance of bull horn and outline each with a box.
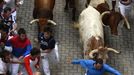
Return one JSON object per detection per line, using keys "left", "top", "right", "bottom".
{"left": 100, "top": 11, "right": 110, "bottom": 27}
{"left": 30, "top": 19, "right": 39, "bottom": 24}
{"left": 123, "top": 16, "right": 130, "bottom": 29}
{"left": 107, "top": 47, "right": 120, "bottom": 54}
{"left": 47, "top": 20, "right": 56, "bottom": 25}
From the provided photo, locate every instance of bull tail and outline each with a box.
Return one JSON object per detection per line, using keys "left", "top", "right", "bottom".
{"left": 100, "top": 11, "right": 110, "bottom": 27}
{"left": 123, "top": 16, "right": 130, "bottom": 29}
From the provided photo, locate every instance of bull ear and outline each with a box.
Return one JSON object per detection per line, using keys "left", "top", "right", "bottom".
{"left": 29, "top": 19, "right": 39, "bottom": 24}
{"left": 47, "top": 20, "right": 56, "bottom": 25}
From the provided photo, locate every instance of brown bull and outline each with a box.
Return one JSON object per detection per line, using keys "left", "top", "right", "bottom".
{"left": 30, "top": 0, "right": 56, "bottom": 33}
{"left": 95, "top": 3, "right": 130, "bottom": 35}
{"left": 85, "top": 0, "right": 130, "bottom": 35}
{"left": 64, "top": 0, "right": 76, "bottom": 21}
{"left": 101, "top": 11, "right": 123, "bottom": 35}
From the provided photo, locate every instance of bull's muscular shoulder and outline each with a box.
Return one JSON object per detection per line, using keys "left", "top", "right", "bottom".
{"left": 34, "top": 0, "right": 55, "bottom": 10}
{"left": 33, "top": 0, "right": 55, "bottom": 19}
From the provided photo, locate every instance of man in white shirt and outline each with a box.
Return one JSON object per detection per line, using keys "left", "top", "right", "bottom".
{"left": 0, "top": 50, "right": 11, "bottom": 75}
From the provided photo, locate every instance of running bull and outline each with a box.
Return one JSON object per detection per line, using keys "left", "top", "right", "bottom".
{"left": 30, "top": 0, "right": 56, "bottom": 33}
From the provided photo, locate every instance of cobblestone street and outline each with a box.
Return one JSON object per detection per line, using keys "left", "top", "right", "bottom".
{"left": 17, "top": 0, "right": 134, "bottom": 75}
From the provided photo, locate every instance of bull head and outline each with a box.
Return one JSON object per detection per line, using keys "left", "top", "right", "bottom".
{"left": 89, "top": 46, "right": 120, "bottom": 63}
{"left": 30, "top": 18, "right": 56, "bottom": 32}
{"left": 30, "top": 18, "right": 56, "bottom": 25}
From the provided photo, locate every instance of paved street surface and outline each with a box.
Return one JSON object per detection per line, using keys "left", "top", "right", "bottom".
{"left": 17, "top": 0, "right": 134, "bottom": 75}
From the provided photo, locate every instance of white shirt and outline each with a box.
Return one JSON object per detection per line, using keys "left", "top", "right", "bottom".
{"left": 0, "top": 58, "right": 7, "bottom": 74}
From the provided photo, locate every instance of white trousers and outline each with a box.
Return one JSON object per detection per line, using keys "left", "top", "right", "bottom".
{"left": 11, "top": 56, "right": 23, "bottom": 75}
{"left": 41, "top": 44, "right": 59, "bottom": 75}
{"left": 118, "top": 2, "right": 132, "bottom": 16}
{"left": 12, "top": 11, "right": 16, "bottom": 22}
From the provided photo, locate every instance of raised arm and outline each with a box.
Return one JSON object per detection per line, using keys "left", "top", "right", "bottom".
{"left": 104, "top": 64, "right": 121, "bottom": 75}
{"left": 72, "top": 59, "right": 93, "bottom": 69}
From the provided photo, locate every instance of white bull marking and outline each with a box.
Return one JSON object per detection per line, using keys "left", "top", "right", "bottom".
{"left": 78, "top": 5, "right": 104, "bottom": 51}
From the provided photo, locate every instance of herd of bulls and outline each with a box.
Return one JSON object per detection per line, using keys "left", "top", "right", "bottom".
{"left": 32, "top": 0, "right": 131, "bottom": 63}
